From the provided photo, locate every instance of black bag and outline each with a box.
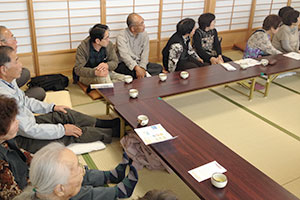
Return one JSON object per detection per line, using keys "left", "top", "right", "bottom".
{"left": 27, "top": 74, "right": 69, "bottom": 91}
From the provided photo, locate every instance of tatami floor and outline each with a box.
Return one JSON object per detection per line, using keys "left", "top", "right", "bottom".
{"left": 57, "top": 50, "right": 300, "bottom": 199}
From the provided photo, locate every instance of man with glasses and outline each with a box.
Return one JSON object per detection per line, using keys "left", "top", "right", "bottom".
{"left": 116, "top": 13, "right": 163, "bottom": 79}
{"left": 73, "top": 24, "right": 124, "bottom": 92}
{"left": 0, "top": 26, "right": 46, "bottom": 101}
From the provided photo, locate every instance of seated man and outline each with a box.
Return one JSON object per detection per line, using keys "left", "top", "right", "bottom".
{"left": 15, "top": 143, "right": 138, "bottom": 200}
{"left": 73, "top": 24, "right": 124, "bottom": 92}
{"left": 162, "top": 18, "right": 207, "bottom": 72}
{"left": 0, "top": 46, "right": 119, "bottom": 153}
{"left": 0, "top": 26, "right": 46, "bottom": 101}
{"left": 116, "top": 13, "right": 163, "bottom": 79}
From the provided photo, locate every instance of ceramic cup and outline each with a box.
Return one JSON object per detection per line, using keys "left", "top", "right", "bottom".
{"left": 211, "top": 173, "right": 228, "bottom": 189}
{"left": 137, "top": 115, "right": 149, "bottom": 126}
{"left": 260, "top": 59, "right": 269, "bottom": 66}
{"left": 124, "top": 75, "right": 133, "bottom": 84}
{"left": 129, "top": 89, "right": 138, "bottom": 98}
{"left": 180, "top": 71, "right": 189, "bottom": 79}
{"left": 159, "top": 73, "right": 167, "bottom": 81}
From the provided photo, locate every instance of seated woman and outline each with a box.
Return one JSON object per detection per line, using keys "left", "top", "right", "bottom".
{"left": 193, "top": 13, "right": 232, "bottom": 64}
{"left": 14, "top": 143, "right": 138, "bottom": 200}
{"left": 244, "top": 14, "right": 282, "bottom": 58}
{"left": 162, "top": 18, "right": 206, "bottom": 72}
{"left": 272, "top": 10, "right": 300, "bottom": 53}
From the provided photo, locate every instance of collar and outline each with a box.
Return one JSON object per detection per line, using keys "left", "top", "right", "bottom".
{"left": 182, "top": 35, "right": 190, "bottom": 44}
{"left": 0, "top": 79, "right": 14, "bottom": 89}
{"left": 126, "top": 28, "right": 139, "bottom": 38}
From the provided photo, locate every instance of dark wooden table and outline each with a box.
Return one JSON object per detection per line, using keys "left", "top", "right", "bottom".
{"left": 115, "top": 98, "right": 298, "bottom": 200}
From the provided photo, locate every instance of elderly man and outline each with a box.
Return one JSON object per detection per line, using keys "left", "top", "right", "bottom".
{"left": 73, "top": 24, "right": 124, "bottom": 92}
{"left": 0, "top": 26, "right": 45, "bottom": 101}
{"left": 0, "top": 46, "right": 120, "bottom": 153}
{"left": 115, "top": 13, "right": 163, "bottom": 79}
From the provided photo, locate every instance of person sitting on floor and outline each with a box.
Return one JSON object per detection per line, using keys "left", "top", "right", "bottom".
{"left": 193, "top": 13, "right": 232, "bottom": 64}
{"left": 0, "top": 95, "right": 31, "bottom": 200}
{"left": 115, "top": 13, "right": 163, "bottom": 79}
{"left": 162, "top": 18, "right": 207, "bottom": 72}
{"left": 14, "top": 143, "right": 138, "bottom": 200}
{"left": 0, "top": 46, "right": 120, "bottom": 153}
{"left": 73, "top": 24, "right": 125, "bottom": 93}
{"left": 272, "top": 9, "right": 300, "bottom": 53}
{"left": 244, "top": 14, "right": 282, "bottom": 58}
{"left": 0, "top": 26, "right": 45, "bottom": 101}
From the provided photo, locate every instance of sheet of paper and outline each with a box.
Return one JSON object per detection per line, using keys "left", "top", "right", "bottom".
{"left": 90, "top": 83, "right": 114, "bottom": 89}
{"left": 188, "top": 161, "right": 227, "bottom": 182}
{"left": 283, "top": 52, "right": 300, "bottom": 60}
{"left": 134, "top": 124, "right": 177, "bottom": 145}
{"left": 234, "top": 58, "right": 261, "bottom": 68}
{"left": 221, "top": 63, "right": 236, "bottom": 71}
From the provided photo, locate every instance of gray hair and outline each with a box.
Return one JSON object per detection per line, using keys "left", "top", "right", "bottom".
{"left": 0, "top": 26, "right": 8, "bottom": 42}
{"left": 127, "top": 13, "right": 139, "bottom": 28}
{"left": 30, "top": 142, "right": 70, "bottom": 194}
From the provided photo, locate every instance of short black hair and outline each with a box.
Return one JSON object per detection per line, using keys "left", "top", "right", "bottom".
{"left": 278, "top": 6, "right": 294, "bottom": 18}
{"left": 263, "top": 15, "right": 282, "bottom": 31}
{"left": 0, "top": 46, "right": 13, "bottom": 67}
{"left": 176, "top": 18, "right": 195, "bottom": 36}
{"left": 89, "top": 24, "right": 109, "bottom": 43}
{"left": 0, "top": 95, "right": 18, "bottom": 136}
{"left": 198, "top": 13, "right": 215, "bottom": 31}
{"left": 282, "top": 10, "right": 300, "bottom": 26}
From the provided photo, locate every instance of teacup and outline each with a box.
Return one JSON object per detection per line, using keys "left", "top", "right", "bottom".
{"left": 137, "top": 115, "right": 149, "bottom": 126}
{"left": 211, "top": 173, "right": 228, "bottom": 189}
{"left": 129, "top": 89, "right": 138, "bottom": 98}
{"left": 124, "top": 75, "right": 133, "bottom": 84}
{"left": 159, "top": 73, "right": 167, "bottom": 81}
{"left": 260, "top": 59, "right": 269, "bottom": 66}
{"left": 180, "top": 71, "right": 189, "bottom": 79}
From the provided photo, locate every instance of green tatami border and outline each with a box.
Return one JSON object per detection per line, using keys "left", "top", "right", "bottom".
{"left": 82, "top": 153, "right": 98, "bottom": 169}
{"left": 209, "top": 89, "right": 300, "bottom": 142}
{"left": 272, "top": 81, "right": 300, "bottom": 95}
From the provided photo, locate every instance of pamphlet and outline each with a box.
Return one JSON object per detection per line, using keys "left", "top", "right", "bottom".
{"left": 134, "top": 124, "right": 177, "bottom": 145}
{"left": 283, "top": 52, "right": 300, "bottom": 60}
{"left": 188, "top": 161, "right": 227, "bottom": 182}
{"left": 90, "top": 83, "right": 114, "bottom": 89}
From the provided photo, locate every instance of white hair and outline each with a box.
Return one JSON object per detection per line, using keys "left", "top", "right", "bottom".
{"left": 30, "top": 142, "right": 71, "bottom": 194}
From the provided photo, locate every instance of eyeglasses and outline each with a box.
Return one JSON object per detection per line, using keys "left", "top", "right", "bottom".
{"left": 78, "top": 163, "right": 86, "bottom": 176}
{"left": 1, "top": 36, "right": 16, "bottom": 42}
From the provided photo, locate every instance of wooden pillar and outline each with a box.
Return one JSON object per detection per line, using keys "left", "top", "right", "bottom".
{"left": 287, "top": 0, "right": 291, "bottom": 6}
{"left": 26, "top": 0, "right": 40, "bottom": 76}
{"left": 157, "top": 0, "right": 163, "bottom": 60}
{"left": 204, "top": 0, "right": 216, "bottom": 13}
{"left": 247, "top": 0, "right": 256, "bottom": 37}
{"left": 101, "top": 0, "right": 106, "bottom": 24}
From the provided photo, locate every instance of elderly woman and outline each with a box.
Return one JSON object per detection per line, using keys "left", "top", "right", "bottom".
{"left": 193, "top": 13, "right": 232, "bottom": 64}
{"left": 244, "top": 14, "right": 282, "bottom": 58}
{"left": 0, "top": 95, "right": 31, "bottom": 200}
{"left": 272, "top": 10, "right": 300, "bottom": 53}
{"left": 14, "top": 143, "right": 138, "bottom": 200}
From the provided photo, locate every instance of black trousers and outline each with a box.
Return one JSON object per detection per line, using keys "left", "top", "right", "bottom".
{"left": 115, "top": 62, "right": 163, "bottom": 79}
{"left": 175, "top": 56, "right": 208, "bottom": 71}
{"left": 204, "top": 55, "right": 232, "bottom": 64}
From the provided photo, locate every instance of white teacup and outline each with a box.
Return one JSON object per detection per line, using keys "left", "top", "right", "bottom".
{"left": 211, "top": 173, "right": 228, "bottom": 189}
{"left": 159, "top": 73, "right": 167, "bottom": 81}
{"left": 129, "top": 89, "right": 138, "bottom": 98}
{"left": 124, "top": 75, "right": 133, "bottom": 84}
{"left": 260, "top": 59, "right": 269, "bottom": 66}
{"left": 180, "top": 71, "right": 189, "bottom": 79}
{"left": 137, "top": 115, "right": 149, "bottom": 126}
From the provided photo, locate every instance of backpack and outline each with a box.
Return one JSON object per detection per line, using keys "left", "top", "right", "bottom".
{"left": 27, "top": 74, "right": 69, "bottom": 91}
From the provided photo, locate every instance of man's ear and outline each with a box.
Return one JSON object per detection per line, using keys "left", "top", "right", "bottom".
{"left": 95, "top": 38, "right": 101, "bottom": 44}
{"left": 53, "top": 184, "right": 65, "bottom": 197}
{"left": 0, "top": 65, "right": 7, "bottom": 75}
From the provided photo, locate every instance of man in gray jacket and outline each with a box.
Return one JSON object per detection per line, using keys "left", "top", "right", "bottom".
{"left": 115, "top": 13, "right": 163, "bottom": 79}
{"left": 73, "top": 24, "right": 124, "bottom": 90}
{"left": 0, "top": 46, "right": 120, "bottom": 153}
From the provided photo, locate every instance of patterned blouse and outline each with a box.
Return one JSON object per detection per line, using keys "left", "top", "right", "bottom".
{"left": 244, "top": 29, "right": 281, "bottom": 58}
{"left": 0, "top": 141, "right": 32, "bottom": 200}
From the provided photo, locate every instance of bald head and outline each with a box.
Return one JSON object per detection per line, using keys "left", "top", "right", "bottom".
{"left": 0, "top": 26, "right": 8, "bottom": 41}
{"left": 0, "top": 26, "right": 17, "bottom": 51}
{"left": 126, "top": 13, "right": 145, "bottom": 34}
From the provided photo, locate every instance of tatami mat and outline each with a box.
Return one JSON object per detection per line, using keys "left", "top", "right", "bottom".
{"left": 283, "top": 177, "right": 300, "bottom": 198}
{"left": 164, "top": 89, "right": 300, "bottom": 188}
{"left": 273, "top": 71, "right": 300, "bottom": 94}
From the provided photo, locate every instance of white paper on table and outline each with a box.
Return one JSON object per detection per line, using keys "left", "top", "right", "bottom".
{"left": 283, "top": 52, "right": 300, "bottom": 60}
{"left": 134, "top": 124, "right": 177, "bottom": 145}
{"left": 234, "top": 58, "right": 261, "bottom": 68}
{"left": 188, "top": 161, "right": 227, "bottom": 182}
{"left": 90, "top": 83, "right": 114, "bottom": 89}
{"left": 145, "top": 71, "right": 152, "bottom": 77}
{"left": 220, "top": 63, "right": 236, "bottom": 71}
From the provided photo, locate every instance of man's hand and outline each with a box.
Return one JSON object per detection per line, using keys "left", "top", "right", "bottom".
{"left": 64, "top": 124, "right": 82, "bottom": 138}
{"left": 210, "top": 57, "right": 219, "bottom": 65}
{"left": 53, "top": 105, "right": 70, "bottom": 114}
{"left": 134, "top": 65, "right": 146, "bottom": 79}
{"left": 95, "top": 63, "right": 109, "bottom": 77}
{"left": 96, "top": 62, "right": 109, "bottom": 71}
{"left": 198, "top": 57, "right": 204, "bottom": 63}
{"left": 217, "top": 55, "right": 224, "bottom": 64}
